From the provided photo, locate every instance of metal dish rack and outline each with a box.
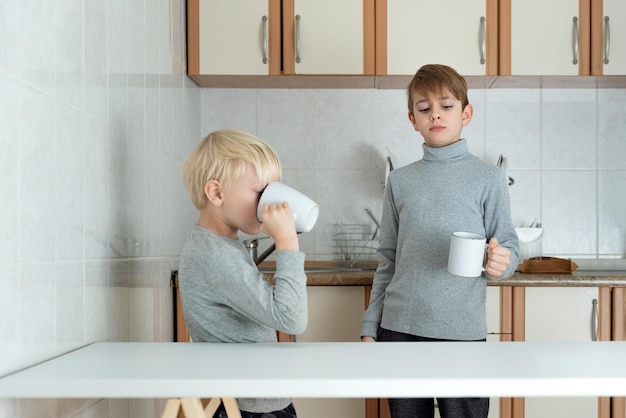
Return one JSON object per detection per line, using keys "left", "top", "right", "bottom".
{"left": 332, "top": 223, "right": 379, "bottom": 264}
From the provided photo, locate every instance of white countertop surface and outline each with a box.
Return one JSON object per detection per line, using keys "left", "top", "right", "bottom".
{"left": 1, "top": 341, "right": 625, "bottom": 399}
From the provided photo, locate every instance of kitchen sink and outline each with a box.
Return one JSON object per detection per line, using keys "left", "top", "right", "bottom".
{"left": 259, "top": 266, "right": 363, "bottom": 274}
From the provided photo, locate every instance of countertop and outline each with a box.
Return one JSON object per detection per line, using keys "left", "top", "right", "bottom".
{"left": 302, "top": 269, "right": 626, "bottom": 287}
{"left": 278, "top": 261, "right": 626, "bottom": 287}
{"left": 2, "top": 341, "right": 626, "bottom": 398}
{"left": 171, "top": 262, "right": 626, "bottom": 288}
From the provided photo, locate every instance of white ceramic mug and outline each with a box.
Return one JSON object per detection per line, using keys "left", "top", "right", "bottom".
{"left": 447, "top": 232, "right": 487, "bottom": 277}
{"left": 257, "top": 182, "right": 319, "bottom": 233}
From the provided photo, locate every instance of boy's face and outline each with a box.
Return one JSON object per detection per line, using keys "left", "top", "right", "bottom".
{"left": 408, "top": 88, "right": 473, "bottom": 148}
{"left": 219, "top": 165, "right": 267, "bottom": 237}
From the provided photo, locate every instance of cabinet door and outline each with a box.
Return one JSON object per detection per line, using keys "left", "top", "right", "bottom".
{"left": 385, "top": 0, "right": 492, "bottom": 75}
{"left": 600, "top": 0, "right": 626, "bottom": 75}
{"left": 284, "top": 0, "right": 367, "bottom": 75}
{"left": 509, "top": 0, "right": 582, "bottom": 75}
{"left": 524, "top": 287, "right": 600, "bottom": 418}
{"left": 486, "top": 286, "right": 501, "bottom": 342}
{"left": 485, "top": 287, "right": 501, "bottom": 418}
{"left": 292, "top": 286, "right": 366, "bottom": 418}
{"left": 198, "top": 0, "right": 273, "bottom": 75}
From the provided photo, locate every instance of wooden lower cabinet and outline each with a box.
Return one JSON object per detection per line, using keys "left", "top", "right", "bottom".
{"left": 611, "top": 288, "right": 626, "bottom": 418}
{"left": 524, "top": 287, "right": 604, "bottom": 418}
{"left": 292, "top": 286, "right": 367, "bottom": 418}
{"left": 512, "top": 286, "right": 625, "bottom": 418}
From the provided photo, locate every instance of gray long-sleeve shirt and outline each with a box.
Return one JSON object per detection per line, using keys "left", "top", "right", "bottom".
{"left": 361, "top": 139, "right": 519, "bottom": 341}
{"left": 178, "top": 225, "right": 308, "bottom": 413}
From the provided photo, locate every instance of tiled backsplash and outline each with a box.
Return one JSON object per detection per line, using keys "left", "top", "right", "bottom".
{"left": 203, "top": 87, "right": 626, "bottom": 261}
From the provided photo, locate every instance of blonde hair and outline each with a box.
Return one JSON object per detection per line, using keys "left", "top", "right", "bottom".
{"left": 182, "top": 129, "right": 282, "bottom": 210}
{"left": 407, "top": 64, "right": 469, "bottom": 114}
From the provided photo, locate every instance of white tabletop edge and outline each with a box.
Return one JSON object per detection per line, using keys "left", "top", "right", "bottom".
{"left": 1, "top": 341, "right": 625, "bottom": 399}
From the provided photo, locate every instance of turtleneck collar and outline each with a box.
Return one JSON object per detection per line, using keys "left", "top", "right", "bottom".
{"left": 422, "top": 138, "right": 469, "bottom": 163}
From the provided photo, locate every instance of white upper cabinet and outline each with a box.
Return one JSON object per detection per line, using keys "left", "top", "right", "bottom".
{"left": 600, "top": 0, "right": 626, "bottom": 75}
{"left": 289, "top": 0, "right": 366, "bottom": 75}
{"left": 510, "top": 0, "right": 581, "bottom": 75}
{"left": 198, "top": 0, "right": 273, "bottom": 75}
{"left": 384, "top": 0, "right": 494, "bottom": 76}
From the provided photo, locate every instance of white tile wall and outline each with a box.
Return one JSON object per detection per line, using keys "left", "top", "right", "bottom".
{"left": 2, "top": 0, "right": 626, "bottom": 417}
{"left": 0, "top": 0, "right": 200, "bottom": 416}
{"left": 202, "top": 87, "right": 626, "bottom": 261}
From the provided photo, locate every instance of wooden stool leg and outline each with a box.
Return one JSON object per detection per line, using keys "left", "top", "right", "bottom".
{"left": 203, "top": 398, "right": 222, "bottom": 416}
{"left": 222, "top": 398, "right": 242, "bottom": 418}
{"left": 161, "top": 399, "right": 182, "bottom": 418}
{"left": 162, "top": 397, "right": 241, "bottom": 418}
{"left": 181, "top": 398, "right": 207, "bottom": 418}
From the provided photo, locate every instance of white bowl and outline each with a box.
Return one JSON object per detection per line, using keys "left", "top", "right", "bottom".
{"left": 515, "top": 227, "right": 543, "bottom": 243}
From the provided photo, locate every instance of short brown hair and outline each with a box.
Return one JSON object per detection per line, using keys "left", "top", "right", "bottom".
{"left": 182, "top": 129, "right": 282, "bottom": 210}
{"left": 407, "top": 64, "right": 469, "bottom": 114}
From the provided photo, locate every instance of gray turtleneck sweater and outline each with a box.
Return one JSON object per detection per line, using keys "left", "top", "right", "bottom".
{"left": 178, "top": 225, "right": 307, "bottom": 413}
{"left": 361, "top": 139, "right": 519, "bottom": 341}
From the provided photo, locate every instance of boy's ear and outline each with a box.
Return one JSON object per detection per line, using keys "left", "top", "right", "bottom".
{"left": 408, "top": 112, "right": 419, "bottom": 132}
{"left": 204, "top": 179, "right": 223, "bottom": 206}
{"left": 462, "top": 104, "right": 474, "bottom": 126}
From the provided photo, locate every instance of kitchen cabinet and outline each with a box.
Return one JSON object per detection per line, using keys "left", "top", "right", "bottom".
{"left": 501, "top": 0, "right": 586, "bottom": 76}
{"left": 515, "top": 286, "right": 625, "bottom": 418}
{"left": 523, "top": 287, "right": 605, "bottom": 418}
{"left": 591, "top": 0, "right": 626, "bottom": 75}
{"left": 376, "top": 0, "right": 499, "bottom": 76}
{"left": 613, "top": 288, "right": 626, "bottom": 418}
{"left": 188, "top": 0, "right": 280, "bottom": 76}
{"left": 292, "top": 286, "right": 366, "bottom": 418}
{"left": 283, "top": 0, "right": 374, "bottom": 75}
{"left": 500, "top": 0, "right": 626, "bottom": 76}
{"left": 187, "top": 0, "right": 376, "bottom": 84}
{"left": 186, "top": 0, "right": 626, "bottom": 87}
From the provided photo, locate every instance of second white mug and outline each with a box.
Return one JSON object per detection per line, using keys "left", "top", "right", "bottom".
{"left": 447, "top": 232, "right": 487, "bottom": 277}
{"left": 257, "top": 182, "right": 319, "bottom": 233}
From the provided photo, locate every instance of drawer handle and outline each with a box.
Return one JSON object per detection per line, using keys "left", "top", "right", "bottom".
{"left": 262, "top": 15, "right": 268, "bottom": 64}
{"left": 591, "top": 298, "right": 598, "bottom": 341}
{"left": 295, "top": 14, "right": 302, "bottom": 64}
{"left": 604, "top": 16, "right": 611, "bottom": 65}
{"left": 479, "top": 16, "right": 486, "bottom": 65}
{"left": 572, "top": 16, "right": 579, "bottom": 65}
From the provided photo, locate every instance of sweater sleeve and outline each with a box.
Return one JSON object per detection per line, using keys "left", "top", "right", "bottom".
{"left": 483, "top": 170, "right": 519, "bottom": 280}
{"left": 361, "top": 180, "right": 398, "bottom": 338}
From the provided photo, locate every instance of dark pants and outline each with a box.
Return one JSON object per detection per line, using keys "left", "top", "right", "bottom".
{"left": 378, "top": 327, "right": 490, "bottom": 418}
{"left": 212, "top": 402, "right": 297, "bottom": 418}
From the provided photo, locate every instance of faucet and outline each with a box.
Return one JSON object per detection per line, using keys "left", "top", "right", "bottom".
{"left": 243, "top": 237, "right": 276, "bottom": 266}
{"left": 496, "top": 154, "right": 515, "bottom": 187}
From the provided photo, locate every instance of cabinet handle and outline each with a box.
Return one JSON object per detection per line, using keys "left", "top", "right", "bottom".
{"left": 262, "top": 15, "right": 268, "bottom": 64}
{"left": 572, "top": 16, "right": 579, "bottom": 65}
{"left": 604, "top": 16, "right": 611, "bottom": 65}
{"left": 479, "top": 16, "right": 486, "bottom": 65}
{"left": 591, "top": 298, "right": 598, "bottom": 341}
{"left": 295, "top": 15, "right": 302, "bottom": 64}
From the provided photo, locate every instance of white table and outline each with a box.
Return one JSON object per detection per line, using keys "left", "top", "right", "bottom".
{"left": 1, "top": 341, "right": 626, "bottom": 399}
{"left": 3, "top": 341, "right": 625, "bottom": 418}
{"left": 0, "top": 342, "right": 626, "bottom": 398}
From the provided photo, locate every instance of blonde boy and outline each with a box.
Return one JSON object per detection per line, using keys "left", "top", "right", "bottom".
{"left": 179, "top": 129, "right": 306, "bottom": 418}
